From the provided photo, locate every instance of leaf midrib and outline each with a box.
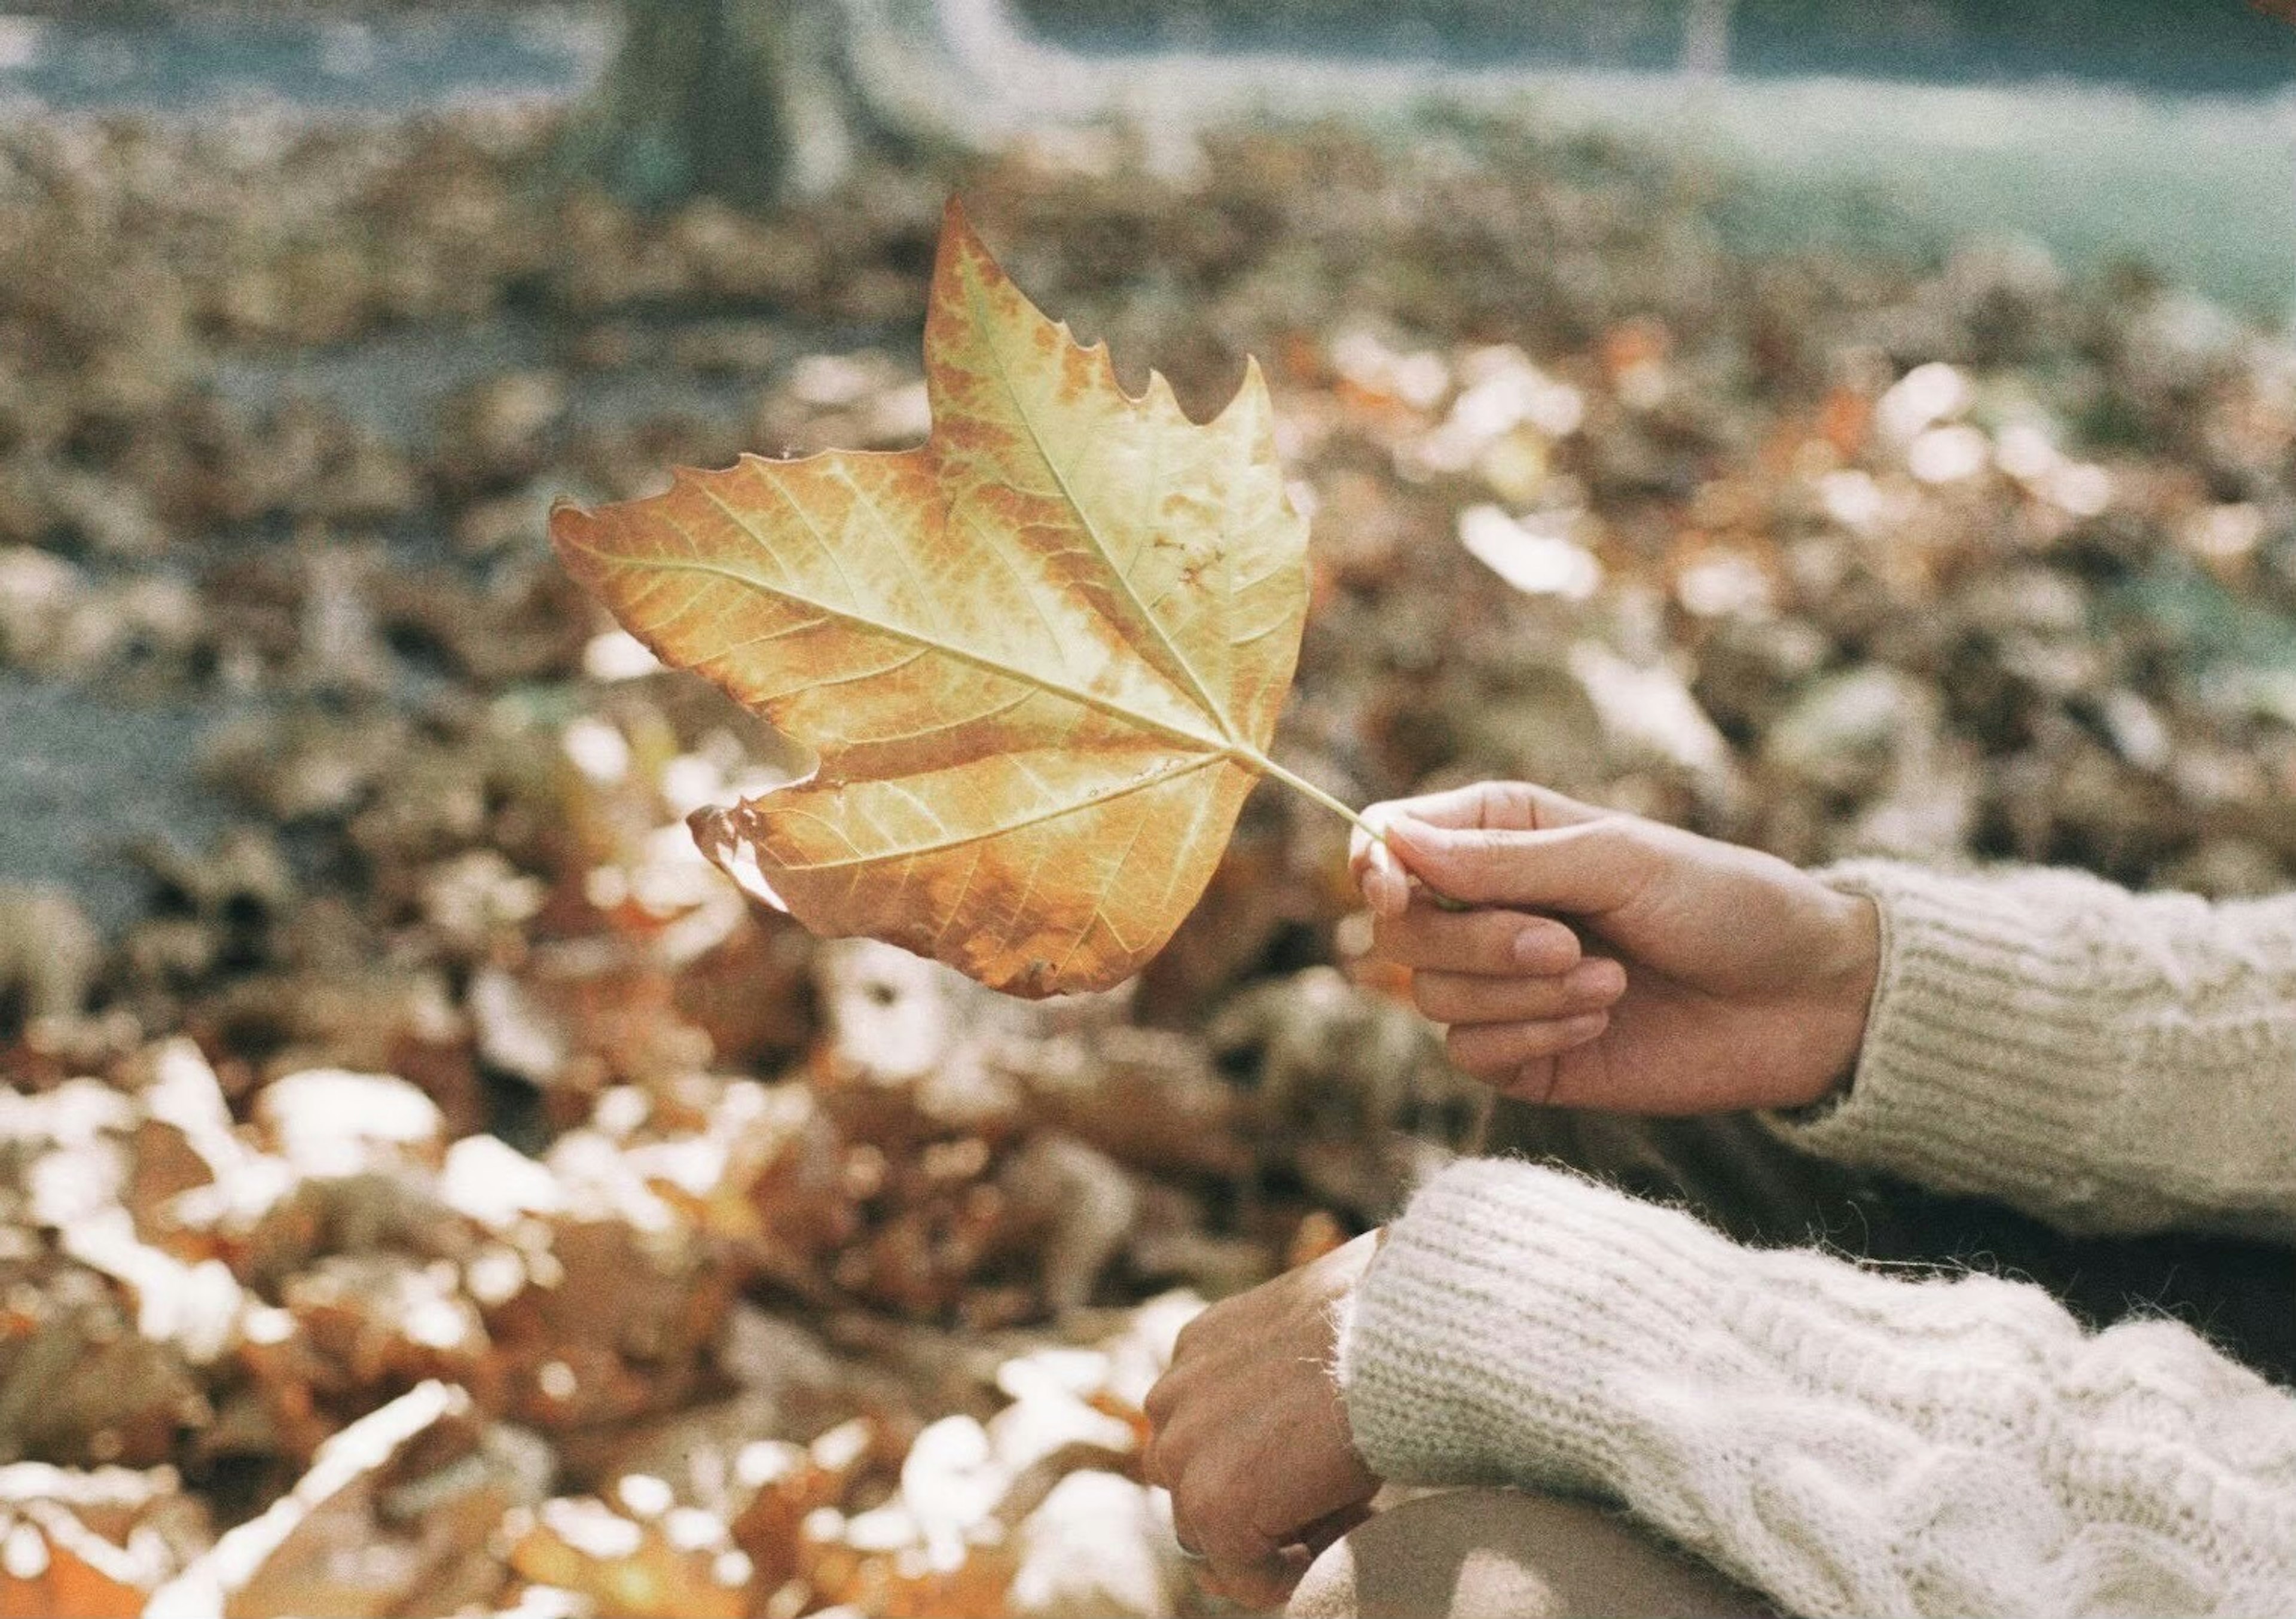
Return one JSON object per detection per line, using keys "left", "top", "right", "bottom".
{"left": 561, "top": 533, "right": 1247, "bottom": 764}
{"left": 961, "top": 267, "right": 1239, "bottom": 745}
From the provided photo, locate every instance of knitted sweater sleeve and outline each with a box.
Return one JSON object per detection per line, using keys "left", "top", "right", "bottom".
{"left": 1337, "top": 1159, "right": 2296, "bottom": 1619}
{"left": 1767, "top": 861, "right": 2296, "bottom": 1239}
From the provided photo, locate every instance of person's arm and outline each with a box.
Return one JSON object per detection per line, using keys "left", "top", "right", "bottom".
{"left": 1350, "top": 781, "right": 2296, "bottom": 1240}
{"left": 1341, "top": 1157, "right": 2296, "bottom": 1619}
{"left": 1771, "top": 859, "right": 2296, "bottom": 1239}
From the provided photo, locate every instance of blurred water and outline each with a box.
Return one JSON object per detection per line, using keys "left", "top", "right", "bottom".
{"left": 1538, "top": 74, "right": 2296, "bottom": 318}
{"left": 4, "top": 2, "right": 2279, "bottom": 109}
{"left": 0, "top": 11, "right": 608, "bottom": 112}
{"left": 908, "top": 0, "right": 2296, "bottom": 316}
{"left": 1018, "top": 0, "right": 2296, "bottom": 94}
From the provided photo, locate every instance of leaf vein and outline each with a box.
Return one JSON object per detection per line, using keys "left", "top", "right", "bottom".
{"left": 763, "top": 754, "right": 1219, "bottom": 873}
{"left": 556, "top": 535, "right": 1226, "bottom": 756}
{"left": 963, "top": 267, "right": 1236, "bottom": 743}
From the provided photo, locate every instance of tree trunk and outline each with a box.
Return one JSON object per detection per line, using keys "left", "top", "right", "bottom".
{"left": 559, "top": 0, "right": 875, "bottom": 210}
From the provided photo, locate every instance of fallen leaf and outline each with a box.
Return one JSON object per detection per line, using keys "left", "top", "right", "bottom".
{"left": 552, "top": 202, "right": 1314, "bottom": 995}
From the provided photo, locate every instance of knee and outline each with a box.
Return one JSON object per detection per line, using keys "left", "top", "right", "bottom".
{"left": 1286, "top": 1489, "right": 1776, "bottom": 1619}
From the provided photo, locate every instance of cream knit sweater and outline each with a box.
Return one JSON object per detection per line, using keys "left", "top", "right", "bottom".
{"left": 1336, "top": 862, "right": 2296, "bottom": 1618}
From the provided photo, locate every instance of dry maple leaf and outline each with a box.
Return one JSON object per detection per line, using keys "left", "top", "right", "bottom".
{"left": 551, "top": 201, "right": 1339, "bottom": 997}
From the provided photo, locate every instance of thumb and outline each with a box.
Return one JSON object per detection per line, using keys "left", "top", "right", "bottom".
{"left": 1384, "top": 814, "right": 1653, "bottom": 915}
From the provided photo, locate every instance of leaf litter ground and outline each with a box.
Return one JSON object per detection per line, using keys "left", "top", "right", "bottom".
{"left": 1, "top": 103, "right": 2294, "bottom": 1618}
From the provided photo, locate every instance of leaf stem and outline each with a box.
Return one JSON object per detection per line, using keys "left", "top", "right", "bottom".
{"left": 1250, "top": 754, "right": 1373, "bottom": 833}
{"left": 1247, "top": 750, "right": 1474, "bottom": 912}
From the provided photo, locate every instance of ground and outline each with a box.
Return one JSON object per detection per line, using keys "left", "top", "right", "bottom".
{"left": 1, "top": 95, "right": 2293, "bottom": 1618}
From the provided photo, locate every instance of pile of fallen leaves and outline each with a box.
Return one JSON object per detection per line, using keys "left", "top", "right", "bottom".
{"left": 2, "top": 100, "right": 2294, "bottom": 1617}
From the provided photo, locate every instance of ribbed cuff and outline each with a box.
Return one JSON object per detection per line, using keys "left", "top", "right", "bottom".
{"left": 1336, "top": 1158, "right": 1741, "bottom": 1492}
{"left": 1762, "top": 861, "right": 2127, "bottom": 1221}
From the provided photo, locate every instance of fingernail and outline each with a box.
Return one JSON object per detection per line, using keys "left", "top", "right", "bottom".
{"left": 1565, "top": 960, "right": 1623, "bottom": 999}
{"left": 1513, "top": 926, "right": 1566, "bottom": 970}
{"left": 1557, "top": 1011, "right": 1608, "bottom": 1043}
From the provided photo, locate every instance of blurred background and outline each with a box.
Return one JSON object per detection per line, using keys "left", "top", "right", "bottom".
{"left": 0, "top": 2, "right": 2291, "bottom": 1616}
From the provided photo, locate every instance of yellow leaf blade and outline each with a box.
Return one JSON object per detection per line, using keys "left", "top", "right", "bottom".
{"left": 691, "top": 746, "right": 1257, "bottom": 997}
{"left": 928, "top": 211, "right": 1303, "bottom": 747}
{"left": 551, "top": 200, "right": 1310, "bottom": 995}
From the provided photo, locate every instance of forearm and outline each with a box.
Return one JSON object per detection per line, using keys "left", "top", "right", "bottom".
{"left": 1769, "top": 861, "right": 2296, "bottom": 1239}
{"left": 1339, "top": 1160, "right": 2296, "bottom": 1619}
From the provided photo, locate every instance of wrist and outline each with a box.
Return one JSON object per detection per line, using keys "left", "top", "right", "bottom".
{"left": 1798, "top": 887, "right": 1880, "bottom": 1111}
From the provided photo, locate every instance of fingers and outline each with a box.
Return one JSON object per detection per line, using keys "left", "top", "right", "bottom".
{"left": 1351, "top": 837, "right": 1626, "bottom": 1092}
{"left": 1371, "top": 902, "right": 1581, "bottom": 974}
{"left": 1351, "top": 808, "right": 1412, "bottom": 918}
{"left": 1361, "top": 902, "right": 1620, "bottom": 1088}
{"left": 1140, "top": 1374, "right": 1182, "bottom": 1461}
{"left": 1143, "top": 1374, "right": 1283, "bottom": 1583}
{"left": 1446, "top": 1013, "right": 1610, "bottom": 1082}
{"left": 1147, "top": 1417, "right": 1288, "bottom": 1588}
{"left": 1363, "top": 780, "right": 1599, "bottom": 835}
{"left": 1199, "top": 1547, "right": 1310, "bottom": 1611}
{"left": 1170, "top": 1486, "right": 1281, "bottom": 1572}
{"left": 1412, "top": 958, "right": 1624, "bottom": 1025}
{"left": 1295, "top": 1501, "right": 1374, "bottom": 1557}
{"left": 1143, "top": 1238, "right": 1387, "bottom": 1609}
{"left": 1350, "top": 783, "right": 1596, "bottom": 918}
{"left": 1382, "top": 814, "right": 1654, "bottom": 914}
{"left": 1164, "top": 1468, "right": 1316, "bottom": 1610}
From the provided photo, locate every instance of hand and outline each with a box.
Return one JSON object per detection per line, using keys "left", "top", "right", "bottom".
{"left": 1143, "top": 1231, "right": 1384, "bottom": 1609}
{"left": 1350, "top": 781, "right": 1879, "bottom": 1115}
